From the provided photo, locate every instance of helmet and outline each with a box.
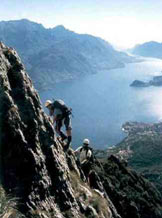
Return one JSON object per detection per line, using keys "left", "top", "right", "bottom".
{"left": 45, "top": 100, "right": 52, "bottom": 108}
{"left": 83, "top": 138, "right": 90, "bottom": 145}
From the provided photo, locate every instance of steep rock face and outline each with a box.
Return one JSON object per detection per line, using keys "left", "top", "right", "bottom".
{"left": 0, "top": 43, "right": 120, "bottom": 218}
{"left": 0, "top": 42, "right": 77, "bottom": 217}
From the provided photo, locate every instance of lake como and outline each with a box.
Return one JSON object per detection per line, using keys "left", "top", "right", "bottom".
{"left": 39, "top": 58, "right": 162, "bottom": 149}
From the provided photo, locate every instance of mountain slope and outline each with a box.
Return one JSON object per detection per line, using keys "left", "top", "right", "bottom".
{"left": 0, "top": 42, "right": 119, "bottom": 218}
{"left": 106, "top": 121, "right": 162, "bottom": 195}
{"left": 130, "top": 41, "right": 162, "bottom": 59}
{"left": 0, "top": 43, "right": 162, "bottom": 217}
{"left": 0, "top": 19, "right": 137, "bottom": 89}
{"left": 95, "top": 155, "right": 162, "bottom": 218}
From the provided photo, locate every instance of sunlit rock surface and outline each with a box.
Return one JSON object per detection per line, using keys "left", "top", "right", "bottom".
{"left": 0, "top": 42, "right": 119, "bottom": 217}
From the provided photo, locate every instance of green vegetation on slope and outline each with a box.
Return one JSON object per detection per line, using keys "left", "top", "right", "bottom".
{"left": 106, "top": 122, "right": 162, "bottom": 195}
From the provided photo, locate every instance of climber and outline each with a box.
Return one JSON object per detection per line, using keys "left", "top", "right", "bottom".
{"left": 75, "top": 138, "right": 93, "bottom": 180}
{"left": 45, "top": 99, "right": 72, "bottom": 151}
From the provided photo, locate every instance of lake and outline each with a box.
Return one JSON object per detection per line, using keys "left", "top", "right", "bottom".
{"left": 39, "top": 58, "right": 162, "bottom": 149}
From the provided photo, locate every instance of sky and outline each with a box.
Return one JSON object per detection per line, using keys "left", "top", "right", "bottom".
{"left": 1, "top": 0, "right": 162, "bottom": 49}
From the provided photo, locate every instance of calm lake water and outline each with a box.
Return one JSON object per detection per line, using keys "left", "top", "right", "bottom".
{"left": 39, "top": 58, "right": 162, "bottom": 149}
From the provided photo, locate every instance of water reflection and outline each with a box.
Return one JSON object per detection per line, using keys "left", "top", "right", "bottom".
{"left": 39, "top": 58, "right": 162, "bottom": 149}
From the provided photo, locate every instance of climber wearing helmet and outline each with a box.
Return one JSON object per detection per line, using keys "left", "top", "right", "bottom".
{"left": 45, "top": 99, "right": 72, "bottom": 151}
{"left": 75, "top": 139, "right": 92, "bottom": 163}
{"left": 75, "top": 139, "right": 93, "bottom": 180}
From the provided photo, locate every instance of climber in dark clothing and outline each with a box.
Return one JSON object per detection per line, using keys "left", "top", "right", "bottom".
{"left": 45, "top": 99, "right": 72, "bottom": 151}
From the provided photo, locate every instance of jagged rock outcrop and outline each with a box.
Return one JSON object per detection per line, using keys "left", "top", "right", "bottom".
{"left": 95, "top": 155, "right": 162, "bottom": 218}
{"left": 113, "top": 122, "right": 162, "bottom": 195}
{"left": 0, "top": 43, "right": 120, "bottom": 217}
{"left": 0, "top": 42, "right": 76, "bottom": 217}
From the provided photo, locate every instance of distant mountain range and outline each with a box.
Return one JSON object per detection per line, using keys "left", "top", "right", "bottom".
{"left": 0, "top": 19, "right": 138, "bottom": 90}
{"left": 130, "top": 41, "right": 162, "bottom": 59}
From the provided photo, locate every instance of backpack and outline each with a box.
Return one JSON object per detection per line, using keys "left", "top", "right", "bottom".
{"left": 80, "top": 146, "right": 95, "bottom": 163}
{"left": 52, "top": 99, "right": 72, "bottom": 115}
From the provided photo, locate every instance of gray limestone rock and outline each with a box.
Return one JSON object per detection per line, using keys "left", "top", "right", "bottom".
{"left": 0, "top": 42, "right": 119, "bottom": 218}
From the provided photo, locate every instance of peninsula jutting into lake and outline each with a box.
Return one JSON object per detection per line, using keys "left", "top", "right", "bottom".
{"left": 130, "top": 75, "right": 162, "bottom": 87}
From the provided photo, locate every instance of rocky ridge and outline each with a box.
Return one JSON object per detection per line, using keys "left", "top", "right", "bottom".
{"left": 0, "top": 43, "right": 162, "bottom": 218}
{"left": 107, "top": 121, "right": 162, "bottom": 196}
{"left": 95, "top": 155, "right": 162, "bottom": 218}
{"left": 0, "top": 42, "right": 120, "bottom": 217}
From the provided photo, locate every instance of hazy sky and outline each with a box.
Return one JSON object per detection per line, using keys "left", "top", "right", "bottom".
{"left": 1, "top": 0, "right": 162, "bottom": 48}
